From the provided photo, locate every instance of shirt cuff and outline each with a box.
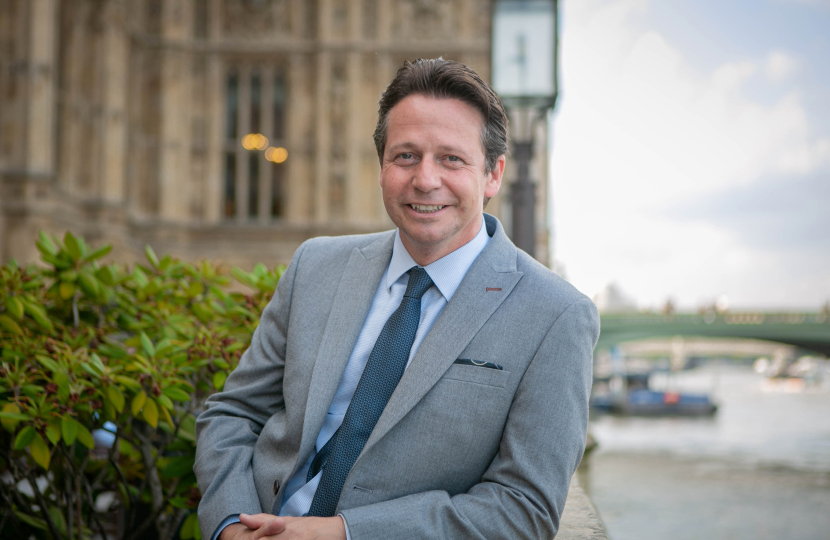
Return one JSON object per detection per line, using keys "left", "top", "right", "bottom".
{"left": 339, "top": 514, "right": 352, "bottom": 540}
{"left": 211, "top": 514, "right": 241, "bottom": 540}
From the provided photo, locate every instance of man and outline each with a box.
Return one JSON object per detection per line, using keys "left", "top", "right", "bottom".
{"left": 195, "top": 58, "right": 599, "bottom": 540}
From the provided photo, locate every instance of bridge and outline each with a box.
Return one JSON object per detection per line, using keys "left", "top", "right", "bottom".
{"left": 597, "top": 311, "right": 830, "bottom": 356}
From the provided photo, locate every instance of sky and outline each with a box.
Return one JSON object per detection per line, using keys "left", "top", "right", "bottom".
{"left": 550, "top": 0, "right": 830, "bottom": 311}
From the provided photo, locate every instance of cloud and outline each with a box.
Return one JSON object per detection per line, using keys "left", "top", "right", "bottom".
{"left": 781, "top": 0, "right": 830, "bottom": 7}
{"left": 670, "top": 170, "right": 830, "bottom": 251}
{"left": 551, "top": 0, "right": 830, "bottom": 309}
{"left": 765, "top": 51, "right": 800, "bottom": 83}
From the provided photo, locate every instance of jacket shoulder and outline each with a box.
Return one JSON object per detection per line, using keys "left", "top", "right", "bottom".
{"left": 513, "top": 250, "right": 596, "bottom": 316}
{"left": 291, "top": 231, "right": 393, "bottom": 272}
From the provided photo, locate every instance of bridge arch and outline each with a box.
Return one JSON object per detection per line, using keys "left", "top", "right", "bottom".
{"left": 597, "top": 312, "right": 830, "bottom": 356}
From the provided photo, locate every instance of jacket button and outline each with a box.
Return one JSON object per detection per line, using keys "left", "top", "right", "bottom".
{"left": 273, "top": 479, "right": 280, "bottom": 495}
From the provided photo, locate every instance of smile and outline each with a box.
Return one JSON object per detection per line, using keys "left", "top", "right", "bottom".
{"left": 409, "top": 204, "right": 445, "bottom": 213}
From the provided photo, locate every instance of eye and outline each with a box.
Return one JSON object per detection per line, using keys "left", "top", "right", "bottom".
{"left": 447, "top": 155, "right": 460, "bottom": 162}
{"left": 398, "top": 152, "right": 414, "bottom": 160}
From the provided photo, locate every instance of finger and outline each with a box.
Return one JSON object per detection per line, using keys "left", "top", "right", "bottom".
{"left": 239, "top": 513, "right": 275, "bottom": 530}
{"left": 257, "top": 517, "right": 286, "bottom": 537}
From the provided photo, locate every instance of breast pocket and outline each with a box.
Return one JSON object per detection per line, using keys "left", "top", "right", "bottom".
{"left": 442, "top": 363, "right": 511, "bottom": 388}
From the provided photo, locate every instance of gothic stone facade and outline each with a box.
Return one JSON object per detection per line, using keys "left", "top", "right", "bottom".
{"left": 0, "top": 0, "right": 549, "bottom": 270}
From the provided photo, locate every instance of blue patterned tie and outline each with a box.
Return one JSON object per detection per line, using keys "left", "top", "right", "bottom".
{"left": 306, "top": 267, "right": 433, "bottom": 517}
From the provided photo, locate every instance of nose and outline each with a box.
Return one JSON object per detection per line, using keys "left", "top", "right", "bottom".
{"left": 411, "top": 157, "right": 442, "bottom": 193}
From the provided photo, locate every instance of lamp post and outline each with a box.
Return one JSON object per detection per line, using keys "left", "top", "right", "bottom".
{"left": 492, "top": 0, "right": 559, "bottom": 259}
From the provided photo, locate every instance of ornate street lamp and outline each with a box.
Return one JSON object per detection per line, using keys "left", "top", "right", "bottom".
{"left": 492, "top": 0, "right": 559, "bottom": 258}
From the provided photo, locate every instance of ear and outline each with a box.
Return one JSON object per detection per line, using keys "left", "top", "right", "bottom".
{"left": 484, "top": 154, "right": 506, "bottom": 198}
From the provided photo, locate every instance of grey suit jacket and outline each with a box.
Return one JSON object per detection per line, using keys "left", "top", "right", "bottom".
{"left": 195, "top": 214, "right": 600, "bottom": 539}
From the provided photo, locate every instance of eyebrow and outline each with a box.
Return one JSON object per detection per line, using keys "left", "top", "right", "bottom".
{"left": 385, "top": 142, "right": 472, "bottom": 157}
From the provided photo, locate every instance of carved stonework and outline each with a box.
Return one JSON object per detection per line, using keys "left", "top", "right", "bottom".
{"left": 362, "top": 0, "right": 378, "bottom": 40}
{"left": 471, "top": 0, "right": 491, "bottom": 35}
{"left": 393, "top": 0, "right": 458, "bottom": 41}
{"left": 329, "top": 58, "right": 347, "bottom": 218}
{"left": 331, "top": 0, "right": 349, "bottom": 38}
{"left": 223, "top": 0, "right": 289, "bottom": 38}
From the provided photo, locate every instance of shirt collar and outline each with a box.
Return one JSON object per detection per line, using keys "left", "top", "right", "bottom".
{"left": 387, "top": 216, "right": 490, "bottom": 302}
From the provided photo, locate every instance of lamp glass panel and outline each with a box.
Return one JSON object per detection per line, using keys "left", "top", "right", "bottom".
{"left": 492, "top": 0, "right": 556, "bottom": 98}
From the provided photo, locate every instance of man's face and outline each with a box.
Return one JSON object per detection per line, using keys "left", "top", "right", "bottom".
{"left": 379, "top": 94, "right": 504, "bottom": 265}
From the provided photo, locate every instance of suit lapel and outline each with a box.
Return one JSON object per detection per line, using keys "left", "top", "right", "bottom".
{"left": 362, "top": 217, "right": 523, "bottom": 455}
{"left": 298, "top": 233, "right": 394, "bottom": 462}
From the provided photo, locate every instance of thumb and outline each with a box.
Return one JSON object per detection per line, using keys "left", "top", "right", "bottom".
{"left": 238, "top": 513, "right": 275, "bottom": 529}
{"left": 257, "top": 517, "right": 286, "bottom": 536}
{"left": 238, "top": 514, "right": 286, "bottom": 537}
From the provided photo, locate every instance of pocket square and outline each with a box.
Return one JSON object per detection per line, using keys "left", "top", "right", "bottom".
{"left": 454, "top": 358, "right": 503, "bottom": 370}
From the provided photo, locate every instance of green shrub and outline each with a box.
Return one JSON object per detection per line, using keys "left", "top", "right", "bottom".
{"left": 0, "top": 232, "right": 282, "bottom": 540}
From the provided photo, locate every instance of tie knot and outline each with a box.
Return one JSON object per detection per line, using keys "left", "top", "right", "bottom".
{"left": 404, "top": 267, "right": 433, "bottom": 300}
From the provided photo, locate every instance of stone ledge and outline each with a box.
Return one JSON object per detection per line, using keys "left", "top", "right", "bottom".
{"left": 557, "top": 476, "right": 609, "bottom": 540}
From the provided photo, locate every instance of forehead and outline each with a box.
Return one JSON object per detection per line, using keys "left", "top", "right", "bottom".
{"left": 385, "top": 95, "right": 484, "bottom": 149}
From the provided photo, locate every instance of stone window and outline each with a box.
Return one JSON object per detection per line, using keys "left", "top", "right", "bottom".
{"left": 223, "top": 67, "right": 287, "bottom": 221}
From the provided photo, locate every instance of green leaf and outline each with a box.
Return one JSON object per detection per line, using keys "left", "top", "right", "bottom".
{"left": 1, "top": 403, "right": 24, "bottom": 432}
{"left": 13, "top": 510, "right": 47, "bottom": 530}
{"left": 64, "top": 231, "right": 82, "bottom": 260}
{"left": 78, "top": 271, "right": 100, "bottom": 297}
{"left": 154, "top": 393, "right": 172, "bottom": 411}
{"left": 36, "top": 354, "right": 60, "bottom": 373}
{"left": 169, "top": 496, "right": 189, "bottom": 509}
{"left": 105, "top": 385, "right": 125, "bottom": 413}
{"left": 45, "top": 419, "right": 61, "bottom": 445}
{"left": 61, "top": 417, "right": 78, "bottom": 445}
{"left": 176, "top": 415, "right": 197, "bottom": 443}
{"left": 89, "top": 353, "right": 107, "bottom": 375}
{"left": 22, "top": 301, "right": 53, "bottom": 331}
{"left": 140, "top": 332, "right": 155, "bottom": 357}
{"left": 59, "top": 281, "right": 76, "bottom": 300}
{"left": 96, "top": 264, "right": 117, "bottom": 286}
{"left": 161, "top": 455, "right": 195, "bottom": 478}
{"left": 132, "top": 267, "right": 149, "bottom": 288}
{"left": 80, "top": 362, "right": 102, "bottom": 377}
{"left": 180, "top": 513, "right": 197, "bottom": 539}
{"left": 54, "top": 371, "right": 70, "bottom": 401}
{"left": 145, "top": 245, "right": 160, "bottom": 269}
{"left": 142, "top": 398, "right": 158, "bottom": 428}
{"left": 76, "top": 423, "right": 94, "bottom": 449}
{"left": 186, "top": 281, "right": 204, "bottom": 297}
{"left": 14, "top": 426, "right": 36, "bottom": 450}
{"left": 212, "top": 371, "right": 227, "bottom": 391}
{"left": 48, "top": 506, "right": 67, "bottom": 536}
{"left": 29, "top": 433, "right": 51, "bottom": 469}
{"left": 5, "top": 296, "right": 24, "bottom": 319}
{"left": 83, "top": 244, "right": 112, "bottom": 262}
{"left": 0, "top": 410, "right": 29, "bottom": 421}
{"left": 38, "top": 231, "right": 58, "bottom": 255}
{"left": 131, "top": 390, "right": 147, "bottom": 416}
{"left": 0, "top": 314, "right": 22, "bottom": 335}
{"left": 193, "top": 513, "right": 202, "bottom": 540}
{"left": 115, "top": 375, "right": 141, "bottom": 391}
{"left": 59, "top": 269, "right": 78, "bottom": 281}
{"left": 230, "top": 266, "right": 257, "bottom": 289}
{"left": 162, "top": 387, "right": 190, "bottom": 402}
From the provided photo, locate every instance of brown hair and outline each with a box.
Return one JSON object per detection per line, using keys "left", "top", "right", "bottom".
{"left": 374, "top": 58, "right": 508, "bottom": 174}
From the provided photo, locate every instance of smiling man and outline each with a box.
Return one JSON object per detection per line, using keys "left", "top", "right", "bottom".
{"left": 195, "top": 58, "right": 599, "bottom": 540}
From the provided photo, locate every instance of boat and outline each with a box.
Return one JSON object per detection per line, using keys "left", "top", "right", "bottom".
{"left": 590, "top": 372, "right": 718, "bottom": 416}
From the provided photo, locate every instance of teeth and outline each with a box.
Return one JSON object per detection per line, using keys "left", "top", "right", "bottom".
{"left": 410, "top": 204, "right": 445, "bottom": 213}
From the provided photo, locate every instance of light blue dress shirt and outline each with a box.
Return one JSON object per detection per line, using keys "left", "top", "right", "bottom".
{"left": 212, "top": 218, "right": 489, "bottom": 540}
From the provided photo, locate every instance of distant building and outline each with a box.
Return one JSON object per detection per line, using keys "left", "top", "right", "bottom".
{"left": 0, "top": 0, "right": 549, "bottom": 269}
{"left": 593, "top": 282, "right": 638, "bottom": 313}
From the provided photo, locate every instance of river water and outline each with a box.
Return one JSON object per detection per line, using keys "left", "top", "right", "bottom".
{"left": 584, "top": 363, "right": 830, "bottom": 540}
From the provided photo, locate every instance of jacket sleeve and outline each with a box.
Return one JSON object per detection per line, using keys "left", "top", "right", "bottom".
{"left": 194, "top": 241, "right": 308, "bottom": 539}
{"left": 339, "top": 297, "right": 600, "bottom": 540}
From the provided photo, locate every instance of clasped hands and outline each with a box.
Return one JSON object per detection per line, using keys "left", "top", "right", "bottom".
{"left": 220, "top": 513, "right": 346, "bottom": 540}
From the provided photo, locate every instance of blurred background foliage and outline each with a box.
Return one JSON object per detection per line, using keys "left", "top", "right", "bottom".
{"left": 0, "top": 231, "right": 283, "bottom": 540}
